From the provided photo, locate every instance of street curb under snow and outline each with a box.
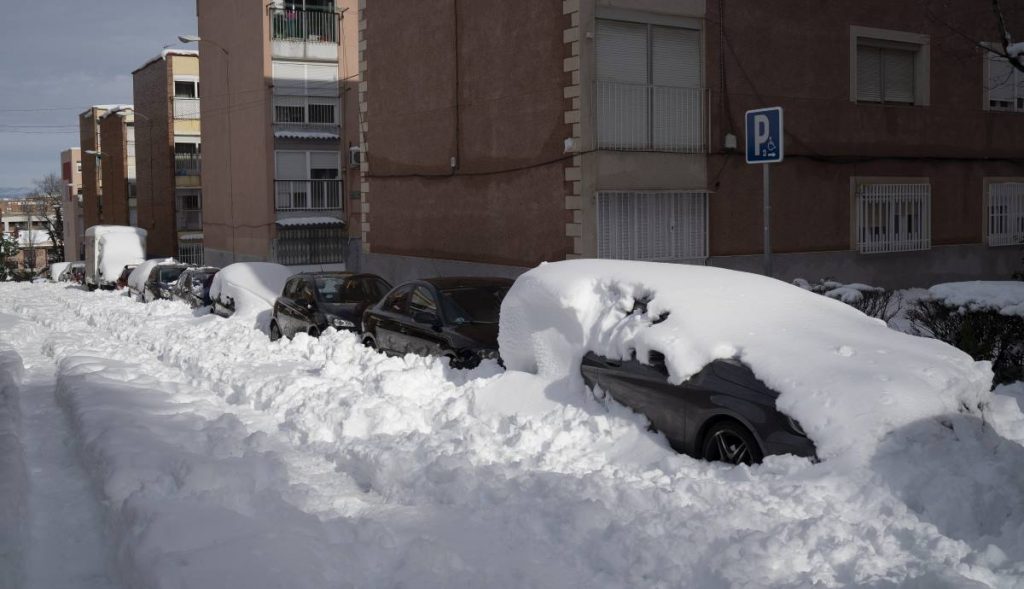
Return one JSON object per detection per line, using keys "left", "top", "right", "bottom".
{"left": 0, "top": 349, "right": 27, "bottom": 589}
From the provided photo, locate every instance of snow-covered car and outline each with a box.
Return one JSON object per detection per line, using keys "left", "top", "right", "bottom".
{"left": 499, "top": 260, "right": 994, "bottom": 463}
{"left": 171, "top": 266, "right": 220, "bottom": 308}
{"left": 127, "top": 259, "right": 188, "bottom": 302}
{"left": 49, "top": 261, "right": 72, "bottom": 282}
{"left": 83, "top": 225, "right": 147, "bottom": 290}
{"left": 115, "top": 264, "right": 138, "bottom": 290}
{"left": 270, "top": 272, "right": 390, "bottom": 341}
{"left": 209, "top": 262, "right": 296, "bottom": 324}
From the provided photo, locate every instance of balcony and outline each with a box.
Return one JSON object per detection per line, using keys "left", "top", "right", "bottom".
{"left": 174, "top": 153, "right": 201, "bottom": 176}
{"left": 595, "top": 82, "right": 706, "bottom": 153}
{"left": 173, "top": 98, "right": 201, "bottom": 120}
{"left": 270, "top": 8, "right": 338, "bottom": 61}
{"left": 274, "top": 179, "right": 342, "bottom": 211}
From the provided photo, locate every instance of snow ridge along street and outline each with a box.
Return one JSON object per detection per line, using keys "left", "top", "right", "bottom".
{"left": 2, "top": 282, "right": 1024, "bottom": 588}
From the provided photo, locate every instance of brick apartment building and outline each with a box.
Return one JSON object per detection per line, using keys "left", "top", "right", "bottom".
{"left": 98, "top": 109, "right": 138, "bottom": 227}
{"left": 133, "top": 49, "right": 204, "bottom": 262}
{"left": 195, "top": 0, "right": 360, "bottom": 270}
{"left": 356, "top": 0, "right": 1024, "bottom": 287}
{"left": 60, "top": 147, "right": 84, "bottom": 261}
{"left": 79, "top": 106, "right": 107, "bottom": 232}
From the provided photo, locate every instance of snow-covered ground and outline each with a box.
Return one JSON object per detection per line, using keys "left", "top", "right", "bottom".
{"left": 1, "top": 282, "right": 1024, "bottom": 588}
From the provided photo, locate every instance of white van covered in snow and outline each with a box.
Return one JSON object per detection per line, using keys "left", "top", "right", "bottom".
{"left": 83, "top": 225, "right": 147, "bottom": 290}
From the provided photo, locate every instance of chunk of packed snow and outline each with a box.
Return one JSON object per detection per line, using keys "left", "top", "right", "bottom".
{"left": 499, "top": 260, "right": 993, "bottom": 460}
{"left": 929, "top": 281, "right": 1024, "bottom": 317}
{"left": 209, "top": 262, "right": 295, "bottom": 320}
{"left": 126, "top": 258, "right": 177, "bottom": 293}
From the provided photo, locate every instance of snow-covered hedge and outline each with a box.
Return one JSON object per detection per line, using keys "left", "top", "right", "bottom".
{"left": 500, "top": 260, "right": 992, "bottom": 460}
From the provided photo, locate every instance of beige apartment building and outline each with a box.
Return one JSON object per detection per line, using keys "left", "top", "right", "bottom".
{"left": 196, "top": 0, "right": 360, "bottom": 270}
{"left": 357, "top": 0, "right": 1024, "bottom": 287}
{"left": 133, "top": 49, "right": 204, "bottom": 262}
{"left": 60, "top": 147, "right": 84, "bottom": 261}
{"left": 97, "top": 109, "right": 137, "bottom": 227}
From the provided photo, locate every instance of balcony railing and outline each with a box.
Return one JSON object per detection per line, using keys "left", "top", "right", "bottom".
{"left": 274, "top": 179, "right": 342, "bottom": 211}
{"left": 595, "top": 82, "right": 706, "bottom": 153}
{"left": 174, "top": 153, "right": 201, "bottom": 176}
{"left": 270, "top": 8, "right": 338, "bottom": 44}
{"left": 176, "top": 209, "right": 203, "bottom": 231}
{"left": 174, "top": 98, "right": 201, "bottom": 120}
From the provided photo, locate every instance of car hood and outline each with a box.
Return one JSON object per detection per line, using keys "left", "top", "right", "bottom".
{"left": 450, "top": 322, "right": 500, "bottom": 350}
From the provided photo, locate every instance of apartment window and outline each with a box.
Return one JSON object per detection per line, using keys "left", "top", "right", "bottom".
{"left": 273, "top": 96, "right": 337, "bottom": 125}
{"left": 985, "top": 50, "right": 1024, "bottom": 111}
{"left": 178, "top": 240, "right": 204, "bottom": 265}
{"left": 176, "top": 189, "right": 203, "bottom": 231}
{"left": 275, "top": 151, "right": 341, "bottom": 210}
{"left": 597, "top": 191, "right": 708, "bottom": 261}
{"left": 988, "top": 182, "right": 1024, "bottom": 246}
{"left": 596, "top": 18, "right": 703, "bottom": 152}
{"left": 851, "top": 27, "right": 929, "bottom": 106}
{"left": 854, "top": 182, "right": 931, "bottom": 254}
{"left": 174, "top": 80, "right": 199, "bottom": 99}
{"left": 274, "top": 224, "right": 345, "bottom": 265}
{"left": 76, "top": 161, "right": 82, "bottom": 173}
{"left": 174, "top": 142, "right": 201, "bottom": 176}
{"left": 272, "top": 61, "right": 338, "bottom": 97}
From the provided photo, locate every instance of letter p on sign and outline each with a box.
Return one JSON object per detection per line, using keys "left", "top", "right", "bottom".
{"left": 745, "top": 107, "right": 783, "bottom": 164}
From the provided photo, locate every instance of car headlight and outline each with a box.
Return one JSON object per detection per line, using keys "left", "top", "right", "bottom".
{"left": 330, "top": 316, "right": 355, "bottom": 329}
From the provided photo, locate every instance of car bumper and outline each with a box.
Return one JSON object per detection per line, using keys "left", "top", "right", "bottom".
{"left": 762, "top": 432, "right": 818, "bottom": 460}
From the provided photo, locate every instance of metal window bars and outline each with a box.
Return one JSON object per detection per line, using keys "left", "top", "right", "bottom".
{"left": 855, "top": 183, "right": 931, "bottom": 254}
{"left": 988, "top": 182, "right": 1024, "bottom": 246}
{"left": 273, "top": 225, "right": 345, "bottom": 265}
{"left": 596, "top": 191, "right": 709, "bottom": 262}
{"left": 270, "top": 8, "right": 338, "bottom": 44}
{"left": 274, "top": 179, "right": 342, "bottom": 211}
{"left": 595, "top": 83, "right": 706, "bottom": 153}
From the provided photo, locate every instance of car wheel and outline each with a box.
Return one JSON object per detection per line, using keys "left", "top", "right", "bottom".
{"left": 701, "top": 421, "right": 763, "bottom": 466}
{"left": 308, "top": 326, "right": 321, "bottom": 338}
{"left": 362, "top": 335, "right": 377, "bottom": 349}
{"left": 269, "top": 321, "right": 282, "bottom": 342}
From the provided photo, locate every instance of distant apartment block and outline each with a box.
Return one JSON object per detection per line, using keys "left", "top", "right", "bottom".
{"left": 133, "top": 49, "right": 204, "bottom": 262}
{"left": 1, "top": 199, "right": 55, "bottom": 270}
{"left": 78, "top": 106, "right": 108, "bottom": 231}
{"left": 196, "top": 0, "right": 359, "bottom": 270}
{"left": 357, "top": 0, "right": 1024, "bottom": 287}
{"left": 97, "top": 108, "right": 137, "bottom": 227}
{"left": 60, "top": 147, "right": 84, "bottom": 261}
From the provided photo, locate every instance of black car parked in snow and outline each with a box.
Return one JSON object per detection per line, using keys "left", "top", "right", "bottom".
{"left": 361, "top": 277, "right": 512, "bottom": 368}
{"left": 171, "top": 266, "right": 221, "bottom": 308}
{"left": 270, "top": 272, "right": 391, "bottom": 341}
{"left": 135, "top": 263, "right": 192, "bottom": 303}
{"left": 581, "top": 351, "right": 816, "bottom": 465}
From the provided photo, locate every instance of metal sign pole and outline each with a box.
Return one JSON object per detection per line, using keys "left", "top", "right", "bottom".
{"left": 763, "top": 163, "right": 771, "bottom": 277}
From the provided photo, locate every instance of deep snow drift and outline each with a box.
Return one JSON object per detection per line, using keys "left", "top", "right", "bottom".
{"left": 1, "top": 281, "right": 1023, "bottom": 587}
{"left": 499, "top": 260, "right": 993, "bottom": 460}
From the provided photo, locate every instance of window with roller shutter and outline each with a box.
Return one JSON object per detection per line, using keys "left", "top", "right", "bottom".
{"left": 850, "top": 27, "right": 928, "bottom": 106}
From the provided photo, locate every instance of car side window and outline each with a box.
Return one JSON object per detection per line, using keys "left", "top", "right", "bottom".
{"left": 409, "top": 286, "right": 438, "bottom": 317}
{"left": 382, "top": 285, "right": 413, "bottom": 314}
{"left": 337, "top": 278, "right": 365, "bottom": 303}
{"left": 298, "top": 279, "right": 316, "bottom": 304}
{"left": 364, "top": 278, "right": 391, "bottom": 301}
{"left": 283, "top": 278, "right": 301, "bottom": 300}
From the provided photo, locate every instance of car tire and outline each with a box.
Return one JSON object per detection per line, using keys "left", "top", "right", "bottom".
{"left": 362, "top": 335, "right": 377, "bottom": 349}
{"left": 269, "top": 321, "right": 282, "bottom": 342}
{"left": 700, "top": 421, "right": 763, "bottom": 466}
{"left": 308, "top": 326, "right": 321, "bottom": 338}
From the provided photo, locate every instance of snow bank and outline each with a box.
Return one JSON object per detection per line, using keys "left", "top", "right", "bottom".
{"left": 929, "top": 281, "right": 1024, "bottom": 317}
{"left": 500, "top": 260, "right": 993, "bottom": 460}
{"left": 209, "top": 262, "right": 295, "bottom": 322}
{"left": 126, "top": 258, "right": 176, "bottom": 293}
{"left": 0, "top": 346, "right": 27, "bottom": 589}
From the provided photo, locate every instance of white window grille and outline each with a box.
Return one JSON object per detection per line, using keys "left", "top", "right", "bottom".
{"left": 988, "top": 182, "right": 1024, "bottom": 246}
{"left": 595, "top": 19, "right": 704, "bottom": 153}
{"left": 177, "top": 240, "right": 204, "bottom": 265}
{"left": 856, "top": 43, "right": 917, "bottom": 104}
{"left": 597, "top": 191, "right": 708, "bottom": 262}
{"left": 986, "top": 50, "right": 1024, "bottom": 112}
{"left": 855, "top": 183, "right": 931, "bottom": 253}
{"left": 272, "top": 96, "right": 338, "bottom": 126}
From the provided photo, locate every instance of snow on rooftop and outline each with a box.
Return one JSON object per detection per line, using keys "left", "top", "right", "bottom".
{"left": 275, "top": 217, "right": 344, "bottom": 227}
{"left": 499, "top": 260, "right": 993, "bottom": 461}
{"left": 273, "top": 130, "right": 340, "bottom": 140}
{"left": 134, "top": 49, "right": 200, "bottom": 73}
{"left": 929, "top": 281, "right": 1024, "bottom": 317}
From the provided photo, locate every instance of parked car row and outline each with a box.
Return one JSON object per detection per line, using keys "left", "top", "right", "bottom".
{"left": 267, "top": 272, "right": 511, "bottom": 369}
{"left": 115, "top": 258, "right": 221, "bottom": 308}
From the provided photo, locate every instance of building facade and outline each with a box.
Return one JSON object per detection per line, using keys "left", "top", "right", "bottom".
{"left": 133, "top": 50, "right": 204, "bottom": 262}
{"left": 196, "top": 0, "right": 359, "bottom": 270}
{"left": 78, "top": 106, "right": 108, "bottom": 232}
{"left": 98, "top": 109, "right": 137, "bottom": 227}
{"left": 60, "top": 147, "right": 84, "bottom": 261}
{"left": 357, "top": 0, "right": 1024, "bottom": 287}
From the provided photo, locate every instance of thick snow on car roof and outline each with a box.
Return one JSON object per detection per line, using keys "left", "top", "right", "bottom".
{"left": 498, "top": 260, "right": 993, "bottom": 460}
{"left": 209, "top": 262, "right": 296, "bottom": 320}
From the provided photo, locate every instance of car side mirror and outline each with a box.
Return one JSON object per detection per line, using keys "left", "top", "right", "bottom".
{"left": 647, "top": 351, "right": 668, "bottom": 374}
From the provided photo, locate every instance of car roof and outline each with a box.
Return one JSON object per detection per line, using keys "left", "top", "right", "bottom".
{"left": 420, "top": 276, "right": 515, "bottom": 290}
{"left": 293, "top": 271, "right": 353, "bottom": 279}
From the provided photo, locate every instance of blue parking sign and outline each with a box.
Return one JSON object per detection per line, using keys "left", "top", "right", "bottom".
{"left": 745, "top": 107, "right": 784, "bottom": 164}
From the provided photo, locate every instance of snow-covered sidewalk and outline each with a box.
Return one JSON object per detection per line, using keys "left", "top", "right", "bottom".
{"left": 2, "top": 282, "right": 1024, "bottom": 587}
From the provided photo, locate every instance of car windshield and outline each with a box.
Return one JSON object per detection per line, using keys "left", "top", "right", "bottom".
{"left": 313, "top": 276, "right": 349, "bottom": 303}
{"left": 158, "top": 267, "right": 186, "bottom": 284}
{"left": 440, "top": 285, "right": 508, "bottom": 324}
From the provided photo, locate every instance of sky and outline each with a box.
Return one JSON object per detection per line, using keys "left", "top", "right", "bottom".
{"left": 0, "top": 0, "right": 198, "bottom": 190}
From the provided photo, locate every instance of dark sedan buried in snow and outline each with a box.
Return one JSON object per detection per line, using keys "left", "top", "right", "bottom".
{"left": 581, "top": 350, "right": 816, "bottom": 465}
{"left": 171, "top": 266, "right": 221, "bottom": 308}
{"left": 270, "top": 272, "right": 391, "bottom": 340}
{"left": 361, "top": 277, "right": 512, "bottom": 369}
